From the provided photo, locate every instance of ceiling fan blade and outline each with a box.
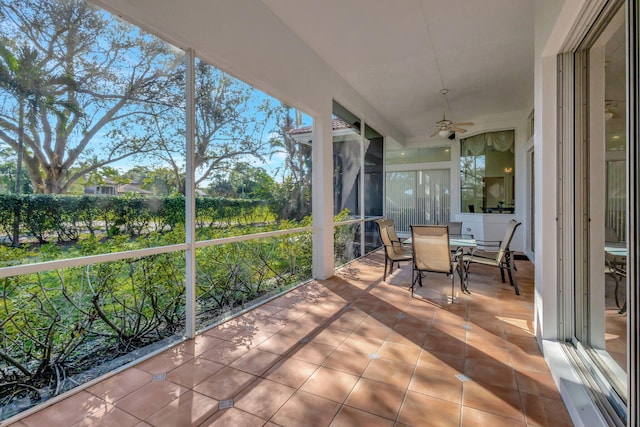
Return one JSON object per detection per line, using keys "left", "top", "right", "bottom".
{"left": 429, "top": 130, "right": 439, "bottom": 137}
{"left": 451, "top": 122, "right": 474, "bottom": 127}
{"left": 450, "top": 126, "right": 468, "bottom": 133}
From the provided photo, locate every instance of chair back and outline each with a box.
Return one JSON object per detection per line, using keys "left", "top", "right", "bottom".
{"left": 410, "top": 225, "right": 452, "bottom": 273}
{"left": 386, "top": 219, "right": 404, "bottom": 243}
{"left": 496, "top": 220, "right": 522, "bottom": 263}
{"left": 445, "top": 221, "right": 463, "bottom": 235}
{"left": 605, "top": 226, "right": 620, "bottom": 243}
{"left": 375, "top": 219, "right": 404, "bottom": 252}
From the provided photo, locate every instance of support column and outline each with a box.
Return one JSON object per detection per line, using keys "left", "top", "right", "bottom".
{"left": 312, "top": 108, "right": 335, "bottom": 280}
{"left": 185, "top": 48, "right": 196, "bottom": 338}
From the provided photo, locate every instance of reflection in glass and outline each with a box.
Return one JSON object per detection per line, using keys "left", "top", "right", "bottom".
{"left": 579, "top": 4, "right": 627, "bottom": 410}
{"left": 460, "top": 130, "right": 515, "bottom": 213}
{"left": 333, "top": 102, "right": 362, "bottom": 218}
{"left": 334, "top": 222, "right": 361, "bottom": 267}
{"left": 599, "top": 8, "right": 627, "bottom": 383}
{"left": 364, "top": 125, "right": 384, "bottom": 218}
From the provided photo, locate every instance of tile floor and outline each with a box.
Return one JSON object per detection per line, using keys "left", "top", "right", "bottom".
{"left": 7, "top": 251, "right": 574, "bottom": 427}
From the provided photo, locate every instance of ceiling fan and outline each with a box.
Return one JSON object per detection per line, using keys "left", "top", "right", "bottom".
{"left": 430, "top": 89, "right": 474, "bottom": 138}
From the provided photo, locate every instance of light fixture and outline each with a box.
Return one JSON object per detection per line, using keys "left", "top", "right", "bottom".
{"left": 504, "top": 167, "right": 513, "bottom": 174}
{"left": 605, "top": 111, "right": 614, "bottom": 121}
{"left": 438, "top": 129, "right": 451, "bottom": 138}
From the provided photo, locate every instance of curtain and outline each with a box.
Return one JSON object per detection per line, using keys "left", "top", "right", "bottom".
{"left": 486, "top": 130, "right": 515, "bottom": 152}
{"left": 462, "top": 130, "right": 515, "bottom": 155}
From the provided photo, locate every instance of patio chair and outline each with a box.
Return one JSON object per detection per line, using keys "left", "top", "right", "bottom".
{"left": 463, "top": 219, "right": 522, "bottom": 294}
{"left": 410, "top": 225, "right": 462, "bottom": 301}
{"left": 383, "top": 218, "right": 410, "bottom": 248}
{"left": 445, "top": 221, "right": 463, "bottom": 236}
{"left": 375, "top": 219, "right": 412, "bottom": 281}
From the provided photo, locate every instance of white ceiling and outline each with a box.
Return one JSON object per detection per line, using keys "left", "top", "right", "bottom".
{"left": 261, "top": 0, "right": 535, "bottom": 141}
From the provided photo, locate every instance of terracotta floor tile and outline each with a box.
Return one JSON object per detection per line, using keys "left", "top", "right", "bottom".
{"left": 508, "top": 335, "right": 543, "bottom": 354}
{"left": 165, "top": 357, "right": 224, "bottom": 388}
{"left": 330, "top": 310, "right": 368, "bottom": 332}
{"left": 136, "top": 349, "right": 194, "bottom": 375}
{"left": 465, "top": 342, "right": 513, "bottom": 364}
{"left": 21, "top": 391, "right": 105, "bottom": 427}
{"left": 430, "top": 320, "right": 468, "bottom": 340}
{"left": 251, "top": 317, "right": 289, "bottom": 334}
{"left": 115, "top": 380, "right": 187, "bottom": 420}
{"left": 512, "top": 352, "right": 551, "bottom": 374}
{"left": 466, "top": 329, "right": 509, "bottom": 349}
{"left": 233, "top": 378, "right": 296, "bottom": 420}
{"left": 226, "top": 329, "right": 276, "bottom": 349}
{"left": 351, "top": 317, "right": 392, "bottom": 340}
{"left": 461, "top": 406, "right": 526, "bottom": 427}
{"left": 417, "top": 350, "right": 465, "bottom": 375}
{"left": 228, "top": 348, "right": 283, "bottom": 376}
{"left": 87, "top": 368, "right": 153, "bottom": 403}
{"left": 384, "top": 328, "right": 428, "bottom": 347}
{"left": 300, "top": 366, "right": 359, "bottom": 403}
{"left": 204, "top": 321, "right": 247, "bottom": 340}
{"left": 322, "top": 348, "right": 371, "bottom": 375}
{"left": 515, "top": 370, "right": 562, "bottom": 399}
{"left": 309, "top": 327, "right": 350, "bottom": 347}
{"left": 288, "top": 341, "right": 335, "bottom": 365}
{"left": 498, "top": 317, "right": 535, "bottom": 338}
{"left": 463, "top": 358, "right": 517, "bottom": 389}
{"left": 70, "top": 406, "right": 139, "bottom": 427}
{"left": 199, "top": 408, "right": 266, "bottom": 427}
{"left": 408, "top": 366, "right": 463, "bottom": 404}
{"left": 362, "top": 358, "right": 414, "bottom": 389}
{"left": 520, "top": 392, "right": 573, "bottom": 427}
{"left": 338, "top": 333, "right": 384, "bottom": 355}
{"left": 193, "top": 366, "right": 258, "bottom": 401}
{"left": 329, "top": 405, "right": 395, "bottom": 427}
{"left": 271, "top": 390, "right": 341, "bottom": 427}
{"left": 174, "top": 334, "right": 225, "bottom": 356}
{"left": 397, "top": 390, "right": 461, "bottom": 427}
{"left": 394, "top": 316, "right": 430, "bottom": 332}
{"left": 423, "top": 332, "right": 466, "bottom": 356}
{"left": 264, "top": 356, "right": 319, "bottom": 388}
{"left": 462, "top": 381, "right": 525, "bottom": 422}
{"left": 378, "top": 341, "right": 421, "bottom": 365}
{"left": 344, "top": 378, "right": 405, "bottom": 420}
{"left": 255, "top": 332, "right": 302, "bottom": 355}
{"left": 433, "top": 308, "right": 467, "bottom": 325}
{"left": 198, "top": 340, "right": 251, "bottom": 365}
{"left": 144, "top": 390, "right": 218, "bottom": 426}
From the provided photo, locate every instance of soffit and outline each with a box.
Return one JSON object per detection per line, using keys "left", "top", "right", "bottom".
{"left": 261, "top": 0, "right": 535, "bottom": 140}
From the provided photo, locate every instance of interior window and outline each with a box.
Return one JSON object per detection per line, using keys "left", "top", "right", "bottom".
{"left": 460, "top": 130, "right": 515, "bottom": 213}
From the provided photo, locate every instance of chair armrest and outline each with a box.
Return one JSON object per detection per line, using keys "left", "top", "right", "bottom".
{"left": 473, "top": 239, "right": 502, "bottom": 250}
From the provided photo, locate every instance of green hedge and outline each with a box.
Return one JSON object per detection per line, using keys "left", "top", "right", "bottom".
{"left": 0, "top": 194, "right": 265, "bottom": 245}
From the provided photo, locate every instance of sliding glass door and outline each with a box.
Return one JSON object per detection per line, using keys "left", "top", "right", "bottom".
{"left": 385, "top": 169, "right": 450, "bottom": 233}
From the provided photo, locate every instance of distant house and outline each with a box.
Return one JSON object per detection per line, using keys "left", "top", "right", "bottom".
{"left": 84, "top": 179, "right": 152, "bottom": 196}
{"left": 116, "top": 182, "right": 153, "bottom": 196}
